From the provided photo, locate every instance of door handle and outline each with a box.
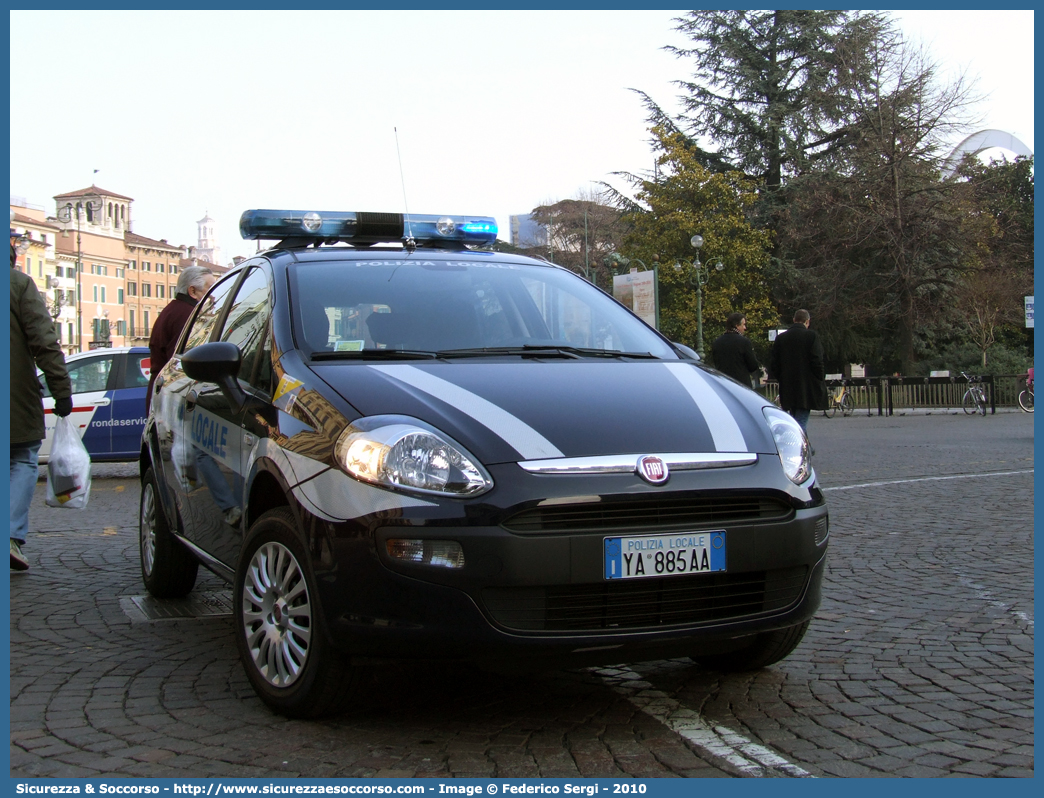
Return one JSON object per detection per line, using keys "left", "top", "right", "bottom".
{"left": 92, "top": 398, "right": 111, "bottom": 406}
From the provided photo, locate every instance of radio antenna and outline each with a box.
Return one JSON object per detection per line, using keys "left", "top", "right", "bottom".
{"left": 394, "top": 127, "right": 416, "bottom": 251}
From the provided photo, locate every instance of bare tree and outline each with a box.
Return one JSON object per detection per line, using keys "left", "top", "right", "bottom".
{"left": 530, "top": 188, "right": 626, "bottom": 285}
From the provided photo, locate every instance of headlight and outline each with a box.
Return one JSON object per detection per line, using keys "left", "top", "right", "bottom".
{"left": 762, "top": 407, "right": 812, "bottom": 485}
{"left": 335, "top": 418, "right": 493, "bottom": 497}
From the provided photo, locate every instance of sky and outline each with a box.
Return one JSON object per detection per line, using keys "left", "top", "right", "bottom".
{"left": 9, "top": 9, "right": 1035, "bottom": 263}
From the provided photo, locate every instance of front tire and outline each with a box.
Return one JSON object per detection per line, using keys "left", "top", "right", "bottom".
{"left": 1018, "top": 389, "right": 1034, "bottom": 413}
{"left": 234, "top": 508, "right": 360, "bottom": 718}
{"left": 694, "top": 620, "right": 811, "bottom": 672}
{"left": 140, "top": 466, "right": 198, "bottom": 598}
{"left": 962, "top": 390, "right": 978, "bottom": 415}
{"left": 823, "top": 400, "right": 836, "bottom": 418}
{"left": 840, "top": 392, "right": 854, "bottom": 416}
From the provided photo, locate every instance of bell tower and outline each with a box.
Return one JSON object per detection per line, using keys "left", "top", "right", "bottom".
{"left": 195, "top": 212, "right": 223, "bottom": 266}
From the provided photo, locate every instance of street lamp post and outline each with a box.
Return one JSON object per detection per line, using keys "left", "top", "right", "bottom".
{"left": 674, "top": 234, "right": 723, "bottom": 358}
{"left": 56, "top": 196, "right": 102, "bottom": 354}
{"left": 605, "top": 252, "right": 660, "bottom": 329}
{"left": 46, "top": 276, "right": 65, "bottom": 322}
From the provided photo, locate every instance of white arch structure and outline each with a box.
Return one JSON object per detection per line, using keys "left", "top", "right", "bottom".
{"left": 942, "top": 129, "right": 1033, "bottom": 178}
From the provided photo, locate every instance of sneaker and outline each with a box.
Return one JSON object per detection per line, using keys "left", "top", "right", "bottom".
{"left": 223, "top": 507, "right": 243, "bottom": 527}
{"left": 10, "top": 539, "right": 29, "bottom": 571}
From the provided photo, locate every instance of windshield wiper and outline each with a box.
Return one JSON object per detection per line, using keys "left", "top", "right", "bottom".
{"left": 436, "top": 346, "right": 659, "bottom": 360}
{"left": 311, "top": 349, "right": 437, "bottom": 361}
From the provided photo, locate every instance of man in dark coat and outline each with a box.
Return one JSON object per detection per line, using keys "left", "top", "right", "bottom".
{"left": 145, "top": 265, "right": 215, "bottom": 411}
{"left": 768, "top": 309, "right": 828, "bottom": 434}
{"left": 11, "top": 233, "right": 73, "bottom": 570}
{"left": 710, "top": 312, "right": 761, "bottom": 389}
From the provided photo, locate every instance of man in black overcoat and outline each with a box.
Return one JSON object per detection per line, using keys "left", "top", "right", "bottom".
{"left": 710, "top": 312, "right": 760, "bottom": 389}
{"left": 768, "top": 309, "right": 828, "bottom": 433}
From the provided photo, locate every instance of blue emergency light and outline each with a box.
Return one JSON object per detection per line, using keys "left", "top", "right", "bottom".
{"left": 239, "top": 209, "right": 498, "bottom": 247}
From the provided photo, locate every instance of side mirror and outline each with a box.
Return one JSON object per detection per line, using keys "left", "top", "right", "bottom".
{"left": 673, "top": 342, "right": 701, "bottom": 362}
{"left": 182, "top": 342, "right": 254, "bottom": 414}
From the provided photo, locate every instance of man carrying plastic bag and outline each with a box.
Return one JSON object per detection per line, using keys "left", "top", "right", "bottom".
{"left": 10, "top": 227, "right": 73, "bottom": 571}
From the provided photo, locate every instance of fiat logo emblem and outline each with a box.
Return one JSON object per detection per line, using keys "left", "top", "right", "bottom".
{"left": 636, "top": 455, "right": 669, "bottom": 485}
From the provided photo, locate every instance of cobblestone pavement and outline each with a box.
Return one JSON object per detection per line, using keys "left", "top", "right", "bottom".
{"left": 10, "top": 413, "right": 1033, "bottom": 778}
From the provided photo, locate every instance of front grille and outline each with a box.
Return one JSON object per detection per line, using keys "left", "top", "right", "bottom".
{"left": 502, "top": 494, "right": 792, "bottom": 534}
{"left": 814, "top": 516, "right": 829, "bottom": 545}
{"left": 482, "top": 566, "right": 808, "bottom": 632}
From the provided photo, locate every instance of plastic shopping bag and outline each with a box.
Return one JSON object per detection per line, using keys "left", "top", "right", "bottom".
{"left": 46, "top": 415, "right": 92, "bottom": 509}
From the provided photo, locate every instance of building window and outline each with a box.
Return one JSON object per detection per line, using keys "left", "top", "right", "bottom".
{"left": 116, "top": 268, "right": 124, "bottom": 278}
{"left": 118, "top": 288, "right": 124, "bottom": 304}
{"left": 68, "top": 322, "right": 75, "bottom": 342}
{"left": 100, "top": 286, "right": 106, "bottom": 303}
{"left": 129, "top": 309, "right": 136, "bottom": 334}
{"left": 142, "top": 284, "right": 151, "bottom": 298}
{"left": 56, "top": 324, "right": 62, "bottom": 343}
{"left": 128, "top": 260, "right": 136, "bottom": 270}
{"left": 142, "top": 261, "right": 150, "bottom": 271}
{"left": 157, "top": 262, "right": 164, "bottom": 273}
{"left": 117, "top": 320, "right": 126, "bottom": 336}
{"left": 144, "top": 310, "right": 150, "bottom": 331}
{"left": 128, "top": 282, "right": 137, "bottom": 296}
{"left": 157, "top": 284, "right": 165, "bottom": 299}
{"left": 93, "top": 285, "right": 98, "bottom": 302}
{"left": 170, "top": 265, "right": 178, "bottom": 274}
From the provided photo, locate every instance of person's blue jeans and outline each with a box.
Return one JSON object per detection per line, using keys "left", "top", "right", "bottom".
{"left": 788, "top": 408, "right": 812, "bottom": 431}
{"left": 10, "top": 442, "right": 41, "bottom": 544}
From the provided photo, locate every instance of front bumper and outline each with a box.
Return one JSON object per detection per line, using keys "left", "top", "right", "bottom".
{"left": 309, "top": 459, "right": 829, "bottom": 665}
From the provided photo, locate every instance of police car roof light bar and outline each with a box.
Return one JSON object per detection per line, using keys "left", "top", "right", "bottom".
{"left": 239, "top": 209, "right": 498, "bottom": 247}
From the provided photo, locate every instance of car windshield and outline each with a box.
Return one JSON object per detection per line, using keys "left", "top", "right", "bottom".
{"left": 289, "top": 256, "right": 677, "bottom": 359}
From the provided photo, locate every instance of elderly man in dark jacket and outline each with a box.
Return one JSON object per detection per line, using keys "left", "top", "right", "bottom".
{"left": 145, "top": 265, "right": 215, "bottom": 411}
{"left": 768, "top": 309, "right": 828, "bottom": 435}
{"left": 710, "top": 312, "right": 761, "bottom": 389}
{"left": 11, "top": 234, "right": 73, "bottom": 570}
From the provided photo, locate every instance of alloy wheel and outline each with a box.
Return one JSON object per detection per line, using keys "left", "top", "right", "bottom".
{"left": 140, "top": 482, "right": 157, "bottom": 577}
{"left": 241, "top": 541, "right": 312, "bottom": 688}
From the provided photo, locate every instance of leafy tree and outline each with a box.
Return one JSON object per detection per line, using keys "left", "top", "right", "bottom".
{"left": 772, "top": 33, "right": 982, "bottom": 374}
{"left": 637, "top": 10, "right": 890, "bottom": 194}
{"left": 617, "top": 128, "right": 773, "bottom": 355}
{"left": 949, "top": 156, "right": 1034, "bottom": 366}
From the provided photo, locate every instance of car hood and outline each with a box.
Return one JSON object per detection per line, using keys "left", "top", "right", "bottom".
{"left": 310, "top": 360, "right": 778, "bottom": 466}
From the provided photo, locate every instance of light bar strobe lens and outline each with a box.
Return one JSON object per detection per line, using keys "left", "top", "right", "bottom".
{"left": 240, "top": 209, "right": 497, "bottom": 246}
{"left": 386, "top": 539, "right": 465, "bottom": 569}
{"left": 240, "top": 209, "right": 359, "bottom": 240}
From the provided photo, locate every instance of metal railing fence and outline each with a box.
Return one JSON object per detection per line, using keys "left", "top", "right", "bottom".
{"left": 761, "top": 374, "right": 1030, "bottom": 415}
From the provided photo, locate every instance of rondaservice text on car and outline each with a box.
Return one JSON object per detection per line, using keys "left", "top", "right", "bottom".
{"left": 139, "top": 208, "right": 828, "bottom": 717}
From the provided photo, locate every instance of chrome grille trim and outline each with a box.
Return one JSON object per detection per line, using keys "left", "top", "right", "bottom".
{"left": 518, "top": 453, "right": 758, "bottom": 475}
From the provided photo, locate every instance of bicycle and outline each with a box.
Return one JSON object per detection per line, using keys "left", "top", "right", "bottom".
{"left": 1018, "top": 373, "right": 1034, "bottom": 413}
{"left": 823, "top": 379, "right": 854, "bottom": 417}
{"left": 960, "top": 372, "right": 988, "bottom": 416}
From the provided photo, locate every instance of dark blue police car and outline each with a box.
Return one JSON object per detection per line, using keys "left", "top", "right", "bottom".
{"left": 139, "top": 209, "right": 828, "bottom": 717}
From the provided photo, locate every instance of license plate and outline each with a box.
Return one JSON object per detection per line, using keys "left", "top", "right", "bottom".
{"left": 604, "top": 531, "right": 726, "bottom": 580}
